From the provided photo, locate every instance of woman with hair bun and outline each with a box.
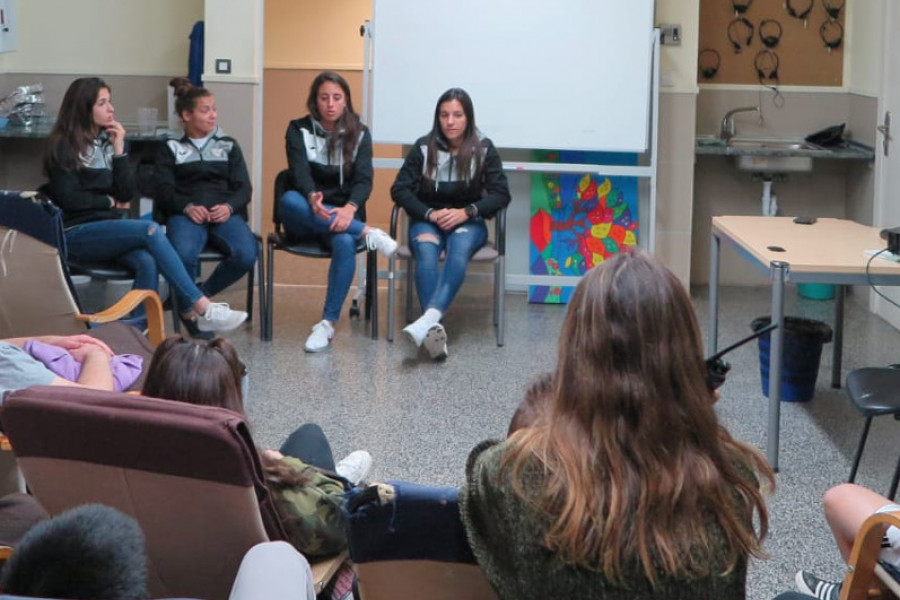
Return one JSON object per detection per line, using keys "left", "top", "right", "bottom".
{"left": 154, "top": 77, "right": 258, "bottom": 338}
{"left": 43, "top": 77, "right": 247, "bottom": 334}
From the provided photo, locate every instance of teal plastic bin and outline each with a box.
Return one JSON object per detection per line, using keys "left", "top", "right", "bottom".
{"left": 798, "top": 283, "right": 836, "bottom": 300}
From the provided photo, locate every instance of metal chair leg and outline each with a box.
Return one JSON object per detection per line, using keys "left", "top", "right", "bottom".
{"left": 889, "top": 453, "right": 900, "bottom": 501}
{"left": 496, "top": 256, "right": 505, "bottom": 347}
{"left": 848, "top": 417, "right": 873, "bottom": 483}
{"left": 405, "top": 257, "right": 415, "bottom": 324}
{"left": 245, "top": 256, "right": 254, "bottom": 323}
{"left": 263, "top": 239, "right": 275, "bottom": 341}
{"left": 387, "top": 254, "right": 396, "bottom": 342}
{"left": 366, "top": 250, "right": 378, "bottom": 340}
{"left": 256, "top": 237, "right": 265, "bottom": 331}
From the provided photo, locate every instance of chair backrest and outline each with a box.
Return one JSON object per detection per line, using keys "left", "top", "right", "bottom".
{"left": 0, "top": 191, "right": 85, "bottom": 338}
{"left": 347, "top": 481, "right": 498, "bottom": 600}
{"left": 0, "top": 386, "right": 288, "bottom": 600}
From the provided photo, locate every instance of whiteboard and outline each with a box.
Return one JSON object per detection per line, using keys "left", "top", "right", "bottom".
{"left": 371, "top": 0, "right": 656, "bottom": 152}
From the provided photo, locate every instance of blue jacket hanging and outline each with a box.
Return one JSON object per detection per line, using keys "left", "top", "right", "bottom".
{"left": 189, "top": 20, "right": 204, "bottom": 86}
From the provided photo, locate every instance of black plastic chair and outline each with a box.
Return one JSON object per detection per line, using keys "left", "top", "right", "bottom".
{"left": 263, "top": 169, "right": 377, "bottom": 342}
{"left": 846, "top": 365, "right": 900, "bottom": 499}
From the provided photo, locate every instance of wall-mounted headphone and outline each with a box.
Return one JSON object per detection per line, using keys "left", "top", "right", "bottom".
{"left": 754, "top": 49, "right": 780, "bottom": 82}
{"left": 785, "top": 0, "right": 813, "bottom": 24}
{"left": 820, "top": 20, "right": 843, "bottom": 51}
{"left": 698, "top": 49, "right": 721, "bottom": 79}
{"left": 732, "top": 0, "right": 754, "bottom": 16}
{"left": 822, "top": 0, "right": 844, "bottom": 20}
{"left": 727, "top": 17, "right": 754, "bottom": 53}
{"left": 759, "top": 19, "right": 783, "bottom": 48}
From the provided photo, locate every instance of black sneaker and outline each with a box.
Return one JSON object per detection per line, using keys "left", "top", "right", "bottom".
{"left": 795, "top": 570, "right": 841, "bottom": 600}
{"left": 179, "top": 314, "right": 215, "bottom": 340}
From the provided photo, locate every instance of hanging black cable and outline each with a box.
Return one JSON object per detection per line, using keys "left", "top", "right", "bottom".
{"left": 727, "top": 17, "right": 754, "bottom": 53}
{"left": 732, "top": 0, "right": 753, "bottom": 16}
{"left": 698, "top": 49, "right": 721, "bottom": 79}
{"left": 822, "top": 0, "right": 844, "bottom": 20}
{"left": 820, "top": 20, "right": 843, "bottom": 51}
{"left": 754, "top": 49, "right": 784, "bottom": 108}
{"left": 759, "top": 19, "right": 783, "bottom": 48}
{"left": 785, "top": 0, "right": 813, "bottom": 24}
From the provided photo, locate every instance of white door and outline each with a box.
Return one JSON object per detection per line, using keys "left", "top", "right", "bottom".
{"left": 873, "top": 1, "right": 900, "bottom": 329}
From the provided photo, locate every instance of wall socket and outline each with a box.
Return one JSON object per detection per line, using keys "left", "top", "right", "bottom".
{"left": 215, "top": 58, "right": 232, "bottom": 74}
{"left": 660, "top": 24, "right": 681, "bottom": 46}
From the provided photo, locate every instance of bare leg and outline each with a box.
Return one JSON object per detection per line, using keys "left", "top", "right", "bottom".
{"left": 824, "top": 483, "right": 894, "bottom": 562}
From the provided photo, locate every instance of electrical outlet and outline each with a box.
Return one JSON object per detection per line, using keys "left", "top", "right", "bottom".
{"left": 660, "top": 24, "right": 681, "bottom": 46}
{"left": 215, "top": 58, "right": 232, "bottom": 74}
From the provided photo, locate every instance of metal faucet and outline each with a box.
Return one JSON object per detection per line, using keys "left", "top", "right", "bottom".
{"left": 720, "top": 106, "right": 760, "bottom": 140}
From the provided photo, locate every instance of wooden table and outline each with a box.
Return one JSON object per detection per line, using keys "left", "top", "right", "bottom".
{"left": 709, "top": 216, "right": 900, "bottom": 470}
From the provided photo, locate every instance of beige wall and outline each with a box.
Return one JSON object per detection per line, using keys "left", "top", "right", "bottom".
{"left": 846, "top": 0, "right": 884, "bottom": 97}
{"left": 205, "top": 0, "right": 263, "bottom": 83}
{"left": 0, "top": 1, "right": 202, "bottom": 75}
{"left": 266, "top": 0, "right": 368, "bottom": 70}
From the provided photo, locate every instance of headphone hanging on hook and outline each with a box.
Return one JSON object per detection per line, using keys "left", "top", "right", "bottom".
{"left": 820, "top": 20, "right": 843, "bottom": 52}
{"left": 732, "top": 0, "right": 754, "bottom": 16}
{"left": 754, "top": 50, "right": 784, "bottom": 108}
{"left": 822, "top": 0, "right": 844, "bottom": 20}
{"left": 698, "top": 49, "right": 721, "bottom": 80}
{"left": 727, "top": 17, "right": 755, "bottom": 53}
{"left": 759, "top": 19, "right": 783, "bottom": 48}
{"left": 785, "top": 0, "right": 813, "bottom": 27}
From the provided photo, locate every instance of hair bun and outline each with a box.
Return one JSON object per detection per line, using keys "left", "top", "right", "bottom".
{"left": 169, "top": 77, "right": 193, "bottom": 98}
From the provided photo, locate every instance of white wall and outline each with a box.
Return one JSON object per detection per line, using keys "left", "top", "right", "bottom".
{"left": 0, "top": 0, "right": 202, "bottom": 75}
{"left": 846, "top": 0, "right": 884, "bottom": 97}
{"left": 656, "top": 0, "right": 699, "bottom": 94}
{"left": 204, "top": 0, "right": 262, "bottom": 83}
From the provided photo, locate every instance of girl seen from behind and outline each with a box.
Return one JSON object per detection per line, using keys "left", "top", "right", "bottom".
{"left": 278, "top": 71, "right": 397, "bottom": 353}
{"left": 43, "top": 77, "right": 246, "bottom": 334}
{"left": 391, "top": 88, "right": 511, "bottom": 360}
{"left": 459, "top": 252, "right": 774, "bottom": 600}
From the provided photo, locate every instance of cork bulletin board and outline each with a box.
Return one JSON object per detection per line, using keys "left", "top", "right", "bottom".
{"left": 698, "top": 0, "right": 844, "bottom": 86}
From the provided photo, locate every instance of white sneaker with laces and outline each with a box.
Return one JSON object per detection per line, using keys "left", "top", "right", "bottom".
{"left": 304, "top": 319, "right": 334, "bottom": 353}
{"left": 196, "top": 302, "right": 248, "bottom": 333}
{"left": 365, "top": 228, "right": 398, "bottom": 258}
{"left": 402, "top": 313, "right": 435, "bottom": 347}
{"left": 335, "top": 450, "right": 373, "bottom": 486}
{"left": 423, "top": 323, "right": 448, "bottom": 360}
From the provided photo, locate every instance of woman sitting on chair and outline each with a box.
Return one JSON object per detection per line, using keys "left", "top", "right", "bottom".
{"left": 143, "top": 335, "right": 373, "bottom": 559}
{"left": 278, "top": 71, "right": 396, "bottom": 353}
{"left": 43, "top": 77, "right": 247, "bottom": 334}
{"left": 459, "top": 252, "right": 774, "bottom": 600}
{"left": 153, "top": 77, "right": 258, "bottom": 338}
{"left": 391, "top": 88, "right": 510, "bottom": 361}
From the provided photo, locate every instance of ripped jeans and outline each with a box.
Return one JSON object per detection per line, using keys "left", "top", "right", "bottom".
{"left": 408, "top": 218, "right": 487, "bottom": 313}
{"left": 65, "top": 219, "right": 205, "bottom": 311}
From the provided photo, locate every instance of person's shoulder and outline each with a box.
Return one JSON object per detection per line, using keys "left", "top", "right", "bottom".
{"left": 465, "top": 439, "right": 505, "bottom": 476}
{"left": 413, "top": 135, "right": 430, "bottom": 147}
{"left": 288, "top": 116, "right": 313, "bottom": 132}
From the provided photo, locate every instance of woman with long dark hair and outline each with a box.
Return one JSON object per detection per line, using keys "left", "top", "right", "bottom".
{"left": 278, "top": 71, "right": 396, "bottom": 353}
{"left": 391, "top": 88, "right": 510, "bottom": 360}
{"left": 143, "top": 335, "right": 372, "bottom": 558}
{"left": 459, "top": 252, "right": 774, "bottom": 599}
{"left": 153, "top": 77, "right": 258, "bottom": 337}
{"left": 43, "top": 77, "right": 246, "bottom": 334}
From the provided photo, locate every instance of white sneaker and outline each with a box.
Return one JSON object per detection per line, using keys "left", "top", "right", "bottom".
{"left": 423, "top": 323, "right": 448, "bottom": 360}
{"left": 335, "top": 450, "right": 373, "bottom": 486}
{"left": 196, "top": 302, "right": 248, "bottom": 333}
{"left": 365, "top": 228, "right": 397, "bottom": 258}
{"left": 304, "top": 319, "right": 334, "bottom": 353}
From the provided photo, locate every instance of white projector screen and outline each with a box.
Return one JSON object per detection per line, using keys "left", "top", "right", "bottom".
{"left": 371, "top": 0, "right": 655, "bottom": 152}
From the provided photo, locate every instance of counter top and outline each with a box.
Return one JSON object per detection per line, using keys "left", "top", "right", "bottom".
{"left": 0, "top": 118, "right": 178, "bottom": 141}
{"left": 695, "top": 136, "right": 875, "bottom": 161}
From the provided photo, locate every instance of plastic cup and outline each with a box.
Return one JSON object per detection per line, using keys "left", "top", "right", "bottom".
{"left": 137, "top": 107, "right": 158, "bottom": 135}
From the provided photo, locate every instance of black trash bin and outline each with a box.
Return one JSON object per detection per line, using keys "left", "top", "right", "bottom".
{"left": 751, "top": 316, "right": 833, "bottom": 402}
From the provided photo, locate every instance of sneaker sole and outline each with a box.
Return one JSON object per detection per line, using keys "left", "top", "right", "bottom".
{"left": 424, "top": 324, "right": 448, "bottom": 360}
{"left": 196, "top": 312, "right": 249, "bottom": 333}
{"left": 304, "top": 342, "right": 332, "bottom": 353}
{"left": 402, "top": 327, "right": 423, "bottom": 348}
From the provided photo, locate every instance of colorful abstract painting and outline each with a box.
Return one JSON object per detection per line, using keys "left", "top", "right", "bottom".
{"left": 529, "top": 151, "right": 639, "bottom": 303}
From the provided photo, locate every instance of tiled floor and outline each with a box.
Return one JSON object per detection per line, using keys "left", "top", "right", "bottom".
{"left": 215, "top": 280, "right": 900, "bottom": 600}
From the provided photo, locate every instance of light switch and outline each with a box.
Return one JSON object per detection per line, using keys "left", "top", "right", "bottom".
{"left": 215, "top": 59, "right": 232, "bottom": 74}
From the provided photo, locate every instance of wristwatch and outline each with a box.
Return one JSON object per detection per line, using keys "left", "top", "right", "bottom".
{"left": 465, "top": 204, "right": 478, "bottom": 219}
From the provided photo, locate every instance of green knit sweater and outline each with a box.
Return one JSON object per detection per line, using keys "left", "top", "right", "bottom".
{"left": 459, "top": 440, "right": 752, "bottom": 600}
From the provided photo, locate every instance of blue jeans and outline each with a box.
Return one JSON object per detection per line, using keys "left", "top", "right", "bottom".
{"left": 278, "top": 190, "right": 365, "bottom": 323}
{"left": 166, "top": 214, "right": 258, "bottom": 298}
{"left": 65, "top": 219, "right": 205, "bottom": 312}
{"left": 408, "top": 218, "right": 487, "bottom": 313}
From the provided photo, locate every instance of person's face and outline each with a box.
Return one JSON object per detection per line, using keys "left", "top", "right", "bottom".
{"left": 183, "top": 95, "right": 217, "bottom": 137}
{"left": 316, "top": 81, "right": 346, "bottom": 129}
{"left": 439, "top": 99, "right": 467, "bottom": 148}
{"left": 92, "top": 87, "right": 115, "bottom": 130}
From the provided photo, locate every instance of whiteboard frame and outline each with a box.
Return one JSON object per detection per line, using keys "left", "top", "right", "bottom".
{"left": 361, "top": 23, "right": 660, "bottom": 287}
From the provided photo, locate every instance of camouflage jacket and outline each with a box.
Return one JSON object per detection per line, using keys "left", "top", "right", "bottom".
{"left": 271, "top": 456, "right": 348, "bottom": 558}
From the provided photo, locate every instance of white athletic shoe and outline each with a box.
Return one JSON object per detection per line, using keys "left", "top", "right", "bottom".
{"left": 304, "top": 320, "right": 334, "bottom": 353}
{"left": 195, "top": 303, "right": 248, "bottom": 333}
{"left": 402, "top": 316, "right": 431, "bottom": 347}
{"left": 336, "top": 450, "right": 373, "bottom": 486}
{"left": 365, "top": 228, "right": 398, "bottom": 258}
{"left": 423, "top": 323, "right": 448, "bottom": 360}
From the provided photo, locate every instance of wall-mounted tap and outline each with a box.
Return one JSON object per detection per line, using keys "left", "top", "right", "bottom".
{"left": 720, "top": 106, "right": 760, "bottom": 141}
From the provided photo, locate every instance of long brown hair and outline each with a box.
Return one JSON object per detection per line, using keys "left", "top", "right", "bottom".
{"left": 425, "top": 88, "right": 483, "bottom": 189}
{"left": 502, "top": 252, "right": 774, "bottom": 584}
{"left": 306, "top": 71, "right": 363, "bottom": 169}
{"left": 44, "top": 77, "right": 109, "bottom": 173}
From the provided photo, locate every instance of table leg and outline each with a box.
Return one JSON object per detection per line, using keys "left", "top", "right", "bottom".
{"left": 831, "top": 284, "right": 845, "bottom": 388}
{"left": 709, "top": 232, "right": 721, "bottom": 355}
{"left": 768, "top": 261, "right": 788, "bottom": 472}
